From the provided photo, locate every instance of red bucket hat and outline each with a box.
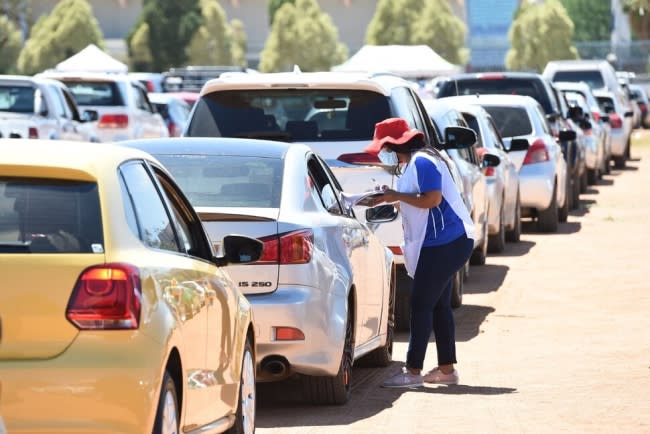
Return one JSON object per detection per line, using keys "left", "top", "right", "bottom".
{"left": 364, "top": 117, "right": 424, "bottom": 155}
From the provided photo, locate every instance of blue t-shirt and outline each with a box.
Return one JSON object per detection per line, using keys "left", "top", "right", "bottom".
{"left": 414, "top": 156, "right": 466, "bottom": 247}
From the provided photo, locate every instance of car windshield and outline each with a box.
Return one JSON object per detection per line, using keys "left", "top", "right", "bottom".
{"left": 63, "top": 81, "right": 124, "bottom": 106}
{"left": 154, "top": 154, "right": 284, "bottom": 208}
{"left": 552, "top": 70, "right": 605, "bottom": 89}
{"left": 482, "top": 106, "right": 533, "bottom": 137}
{"left": 0, "top": 178, "right": 103, "bottom": 253}
{"left": 0, "top": 85, "right": 35, "bottom": 113}
{"left": 186, "top": 89, "right": 391, "bottom": 142}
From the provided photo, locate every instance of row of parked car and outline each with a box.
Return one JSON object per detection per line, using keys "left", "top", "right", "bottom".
{"left": 0, "top": 59, "right": 639, "bottom": 434}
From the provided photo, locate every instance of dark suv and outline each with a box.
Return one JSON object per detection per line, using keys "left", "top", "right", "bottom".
{"left": 437, "top": 72, "right": 585, "bottom": 210}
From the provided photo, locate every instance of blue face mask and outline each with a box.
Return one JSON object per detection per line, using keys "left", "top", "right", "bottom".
{"left": 378, "top": 148, "right": 398, "bottom": 165}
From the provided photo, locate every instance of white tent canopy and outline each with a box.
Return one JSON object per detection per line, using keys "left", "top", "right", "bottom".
{"left": 55, "top": 44, "right": 128, "bottom": 74}
{"left": 332, "top": 45, "right": 461, "bottom": 79}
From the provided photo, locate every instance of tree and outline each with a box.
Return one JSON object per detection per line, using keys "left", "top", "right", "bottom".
{"left": 17, "top": 0, "right": 104, "bottom": 75}
{"left": 0, "top": 15, "right": 22, "bottom": 74}
{"left": 259, "top": 0, "right": 347, "bottom": 72}
{"left": 622, "top": 0, "right": 650, "bottom": 39}
{"left": 561, "top": 0, "right": 611, "bottom": 41}
{"left": 128, "top": 0, "right": 202, "bottom": 71}
{"left": 230, "top": 19, "right": 248, "bottom": 67}
{"left": 187, "top": 0, "right": 232, "bottom": 65}
{"left": 506, "top": 0, "right": 579, "bottom": 72}
{"left": 366, "top": 0, "right": 424, "bottom": 45}
{"left": 268, "top": 0, "right": 294, "bottom": 26}
{"left": 129, "top": 22, "right": 153, "bottom": 71}
{"left": 411, "top": 0, "right": 468, "bottom": 65}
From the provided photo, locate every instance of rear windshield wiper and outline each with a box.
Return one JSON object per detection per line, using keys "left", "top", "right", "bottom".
{"left": 0, "top": 242, "right": 32, "bottom": 253}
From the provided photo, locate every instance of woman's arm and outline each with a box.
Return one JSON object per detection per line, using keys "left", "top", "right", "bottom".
{"left": 380, "top": 188, "right": 442, "bottom": 209}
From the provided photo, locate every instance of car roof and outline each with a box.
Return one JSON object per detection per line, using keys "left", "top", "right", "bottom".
{"left": 0, "top": 139, "right": 156, "bottom": 179}
{"left": 545, "top": 59, "right": 611, "bottom": 69}
{"left": 120, "top": 137, "right": 302, "bottom": 160}
{"left": 553, "top": 81, "right": 592, "bottom": 91}
{"left": 38, "top": 71, "right": 133, "bottom": 84}
{"left": 200, "top": 71, "right": 411, "bottom": 96}
{"left": 441, "top": 71, "right": 545, "bottom": 81}
{"left": 0, "top": 74, "right": 71, "bottom": 87}
{"left": 431, "top": 96, "right": 490, "bottom": 115}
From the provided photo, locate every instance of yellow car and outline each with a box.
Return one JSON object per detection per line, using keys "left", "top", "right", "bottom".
{"left": 0, "top": 139, "right": 260, "bottom": 434}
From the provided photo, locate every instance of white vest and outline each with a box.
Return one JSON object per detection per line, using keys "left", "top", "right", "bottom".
{"left": 397, "top": 151, "right": 475, "bottom": 277}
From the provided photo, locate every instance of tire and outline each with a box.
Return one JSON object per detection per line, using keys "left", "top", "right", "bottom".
{"left": 357, "top": 266, "right": 395, "bottom": 367}
{"left": 538, "top": 181, "right": 559, "bottom": 232}
{"left": 226, "top": 337, "right": 256, "bottom": 434}
{"left": 625, "top": 138, "right": 631, "bottom": 159}
{"left": 579, "top": 169, "right": 588, "bottom": 194}
{"left": 152, "top": 371, "right": 179, "bottom": 434}
{"left": 558, "top": 177, "right": 569, "bottom": 223}
{"left": 450, "top": 269, "right": 463, "bottom": 309}
{"left": 488, "top": 201, "right": 506, "bottom": 253}
{"left": 394, "top": 266, "right": 411, "bottom": 332}
{"left": 505, "top": 191, "right": 521, "bottom": 243}
{"left": 587, "top": 168, "right": 598, "bottom": 185}
{"left": 301, "top": 308, "right": 353, "bottom": 405}
{"left": 469, "top": 219, "right": 487, "bottom": 265}
{"left": 614, "top": 154, "right": 626, "bottom": 169}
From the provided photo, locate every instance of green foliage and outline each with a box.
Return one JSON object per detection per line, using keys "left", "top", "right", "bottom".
{"left": 187, "top": 0, "right": 232, "bottom": 66}
{"left": 411, "top": 0, "right": 468, "bottom": 65}
{"left": 268, "top": 0, "right": 295, "bottom": 26}
{"left": 561, "top": 0, "right": 611, "bottom": 41}
{"left": 17, "top": 0, "right": 104, "bottom": 75}
{"left": 230, "top": 19, "right": 248, "bottom": 67}
{"left": 132, "top": 0, "right": 202, "bottom": 71}
{"left": 506, "top": 0, "right": 579, "bottom": 72}
{"left": 366, "top": 0, "right": 424, "bottom": 45}
{"left": 0, "top": 15, "right": 22, "bottom": 74}
{"left": 622, "top": 0, "right": 650, "bottom": 39}
{"left": 129, "top": 22, "right": 153, "bottom": 72}
{"left": 259, "top": 0, "right": 347, "bottom": 72}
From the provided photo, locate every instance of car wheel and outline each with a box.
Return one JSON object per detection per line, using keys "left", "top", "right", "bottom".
{"left": 505, "top": 191, "right": 521, "bottom": 243}
{"left": 488, "top": 201, "right": 506, "bottom": 253}
{"left": 301, "top": 308, "right": 353, "bottom": 405}
{"left": 559, "top": 175, "right": 569, "bottom": 223}
{"left": 538, "top": 181, "right": 559, "bottom": 232}
{"left": 579, "top": 169, "right": 588, "bottom": 194}
{"left": 394, "top": 265, "right": 411, "bottom": 332}
{"left": 450, "top": 269, "right": 463, "bottom": 309}
{"left": 587, "top": 168, "right": 598, "bottom": 185}
{"left": 152, "top": 371, "right": 179, "bottom": 434}
{"left": 226, "top": 337, "right": 255, "bottom": 434}
{"left": 357, "top": 266, "right": 395, "bottom": 367}
{"left": 625, "top": 138, "right": 631, "bottom": 159}
{"left": 614, "top": 154, "right": 626, "bottom": 169}
{"left": 470, "top": 219, "right": 487, "bottom": 265}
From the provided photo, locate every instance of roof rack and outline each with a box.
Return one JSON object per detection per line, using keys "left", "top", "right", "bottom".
{"left": 161, "top": 66, "right": 249, "bottom": 92}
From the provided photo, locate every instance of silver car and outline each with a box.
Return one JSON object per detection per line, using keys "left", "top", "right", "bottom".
{"left": 122, "top": 137, "right": 396, "bottom": 405}
{"left": 593, "top": 89, "right": 634, "bottom": 169}
{"left": 441, "top": 97, "right": 523, "bottom": 251}
{"left": 470, "top": 95, "right": 570, "bottom": 233}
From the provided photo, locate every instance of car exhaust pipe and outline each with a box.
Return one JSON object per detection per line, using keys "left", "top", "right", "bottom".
{"left": 261, "top": 356, "right": 289, "bottom": 378}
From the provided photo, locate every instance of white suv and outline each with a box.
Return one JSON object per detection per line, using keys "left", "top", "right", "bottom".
{"left": 39, "top": 72, "right": 168, "bottom": 142}
{"left": 184, "top": 70, "right": 476, "bottom": 325}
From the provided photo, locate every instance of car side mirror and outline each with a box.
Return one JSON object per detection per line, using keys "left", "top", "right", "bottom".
{"left": 481, "top": 153, "right": 500, "bottom": 168}
{"left": 567, "top": 105, "right": 583, "bottom": 121}
{"left": 82, "top": 109, "right": 99, "bottom": 122}
{"left": 213, "top": 234, "right": 263, "bottom": 266}
{"left": 507, "top": 138, "right": 529, "bottom": 152}
{"left": 443, "top": 126, "right": 476, "bottom": 149}
{"left": 600, "top": 114, "right": 610, "bottom": 123}
{"left": 624, "top": 111, "right": 634, "bottom": 118}
{"left": 366, "top": 204, "right": 399, "bottom": 223}
{"left": 559, "top": 129, "right": 577, "bottom": 142}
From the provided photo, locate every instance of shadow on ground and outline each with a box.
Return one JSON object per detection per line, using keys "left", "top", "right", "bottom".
{"left": 492, "top": 240, "right": 535, "bottom": 257}
{"left": 521, "top": 220, "right": 581, "bottom": 235}
{"left": 464, "top": 264, "right": 508, "bottom": 294}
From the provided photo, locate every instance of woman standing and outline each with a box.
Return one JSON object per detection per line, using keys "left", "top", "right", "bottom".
{"left": 365, "top": 118, "right": 475, "bottom": 388}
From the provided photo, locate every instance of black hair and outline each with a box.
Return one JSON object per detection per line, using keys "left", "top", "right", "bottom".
{"left": 388, "top": 135, "right": 451, "bottom": 177}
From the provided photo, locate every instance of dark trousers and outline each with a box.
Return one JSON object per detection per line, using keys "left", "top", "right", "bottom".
{"left": 406, "top": 234, "right": 474, "bottom": 370}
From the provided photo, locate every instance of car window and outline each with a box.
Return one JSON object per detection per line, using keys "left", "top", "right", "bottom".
{"left": 65, "top": 81, "right": 124, "bottom": 106}
{"left": 307, "top": 156, "right": 343, "bottom": 215}
{"left": 154, "top": 154, "right": 283, "bottom": 208}
{"left": 47, "top": 84, "right": 68, "bottom": 118}
{"left": 483, "top": 105, "right": 533, "bottom": 137}
{"left": 534, "top": 104, "right": 552, "bottom": 134}
{"left": 486, "top": 116, "right": 506, "bottom": 151}
{"left": 132, "top": 85, "right": 150, "bottom": 112}
{"left": 0, "top": 177, "right": 104, "bottom": 254}
{"left": 118, "top": 161, "right": 180, "bottom": 252}
{"left": 60, "top": 87, "right": 81, "bottom": 121}
{"left": 461, "top": 112, "right": 484, "bottom": 147}
{"left": 552, "top": 70, "right": 605, "bottom": 89}
{"left": 187, "top": 89, "right": 391, "bottom": 142}
{"left": 0, "top": 85, "right": 34, "bottom": 113}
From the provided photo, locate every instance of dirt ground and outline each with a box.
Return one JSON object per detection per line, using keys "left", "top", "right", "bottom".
{"left": 255, "top": 131, "right": 650, "bottom": 434}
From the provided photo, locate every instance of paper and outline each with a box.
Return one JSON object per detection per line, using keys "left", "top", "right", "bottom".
{"left": 340, "top": 190, "right": 385, "bottom": 208}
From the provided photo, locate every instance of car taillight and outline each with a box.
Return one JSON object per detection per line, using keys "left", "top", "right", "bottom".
{"left": 337, "top": 152, "right": 381, "bottom": 165}
{"left": 608, "top": 113, "right": 623, "bottom": 129}
{"left": 591, "top": 111, "right": 601, "bottom": 122}
{"left": 28, "top": 127, "right": 38, "bottom": 139}
{"left": 522, "top": 139, "right": 549, "bottom": 165}
{"left": 478, "top": 73, "right": 505, "bottom": 80}
{"left": 484, "top": 166, "right": 495, "bottom": 176}
{"left": 66, "top": 263, "right": 141, "bottom": 330}
{"left": 98, "top": 114, "right": 129, "bottom": 129}
{"left": 257, "top": 229, "right": 313, "bottom": 264}
{"left": 388, "top": 246, "right": 402, "bottom": 255}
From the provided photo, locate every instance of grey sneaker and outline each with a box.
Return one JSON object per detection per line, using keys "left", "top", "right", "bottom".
{"left": 381, "top": 367, "right": 423, "bottom": 388}
{"left": 423, "top": 367, "right": 459, "bottom": 385}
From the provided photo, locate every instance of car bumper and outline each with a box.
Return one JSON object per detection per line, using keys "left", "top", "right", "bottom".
{"left": 0, "top": 332, "right": 164, "bottom": 433}
{"left": 248, "top": 286, "right": 347, "bottom": 380}
{"left": 519, "top": 161, "right": 556, "bottom": 211}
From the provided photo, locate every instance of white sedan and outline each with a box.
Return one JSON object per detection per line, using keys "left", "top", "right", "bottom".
{"left": 122, "top": 137, "right": 397, "bottom": 405}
